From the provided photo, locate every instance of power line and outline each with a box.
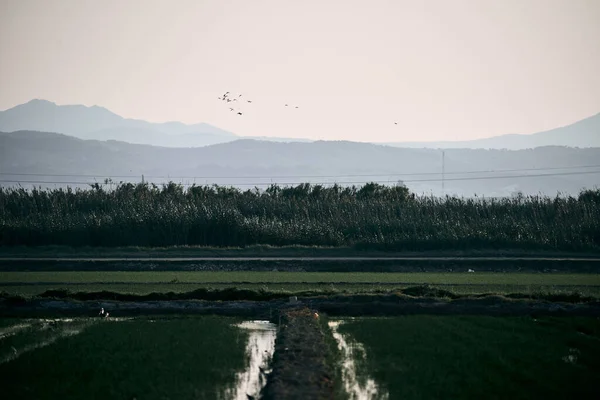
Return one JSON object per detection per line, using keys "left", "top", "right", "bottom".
{"left": 1, "top": 169, "right": 599, "bottom": 187}
{"left": 402, "top": 170, "right": 600, "bottom": 183}
{"left": 1, "top": 164, "right": 600, "bottom": 180}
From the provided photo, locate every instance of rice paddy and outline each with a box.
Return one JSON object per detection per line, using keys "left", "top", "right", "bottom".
{"left": 2, "top": 183, "right": 599, "bottom": 398}
{"left": 0, "top": 316, "right": 255, "bottom": 400}
{"left": 3, "top": 314, "right": 599, "bottom": 399}
{"left": 335, "top": 316, "right": 600, "bottom": 399}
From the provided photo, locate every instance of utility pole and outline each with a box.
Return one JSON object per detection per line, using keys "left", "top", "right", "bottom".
{"left": 442, "top": 150, "right": 445, "bottom": 196}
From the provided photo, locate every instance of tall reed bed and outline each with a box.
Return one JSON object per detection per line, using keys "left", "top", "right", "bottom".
{"left": 1, "top": 182, "right": 599, "bottom": 250}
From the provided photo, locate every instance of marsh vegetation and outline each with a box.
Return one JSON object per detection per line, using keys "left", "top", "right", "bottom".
{"left": 2, "top": 183, "right": 599, "bottom": 251}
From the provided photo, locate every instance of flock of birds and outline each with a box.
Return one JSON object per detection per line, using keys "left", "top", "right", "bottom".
{"left": 219, "top": 91, "right": 400, "bottom": 126}
{"left": 218, "top": 91, "right": 299, "bottom": 116}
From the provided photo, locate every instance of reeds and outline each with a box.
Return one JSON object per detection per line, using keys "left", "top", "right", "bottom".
{"left": 1, "top": 182, "right": 598, "bottom": 250}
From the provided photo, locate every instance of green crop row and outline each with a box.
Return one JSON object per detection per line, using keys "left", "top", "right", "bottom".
{"left": 2, "top": 271, "right": 598, "bottom": 285}
{"left": 337, "top": 316, "right": 600, "bottom": 399}
{"left": 0, "top": 316, "right": 249, "bottom": 399}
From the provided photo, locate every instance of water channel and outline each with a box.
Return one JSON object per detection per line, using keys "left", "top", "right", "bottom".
{"left": 329, "top": 320, "right": 389, "bottom": 400}
{"left": 223, "top": 320, "right": 277, "bottom": 400}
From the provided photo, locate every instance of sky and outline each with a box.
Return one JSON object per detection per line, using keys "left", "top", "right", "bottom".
{"left": 1, "top": 0, "right": 599, "bottom": 143}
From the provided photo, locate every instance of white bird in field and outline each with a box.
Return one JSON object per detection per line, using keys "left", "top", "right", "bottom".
{"left": 468, "top": 269, "right": 475, "bottom": 273}
{"left": 99, "top": 308, "right": 105, "bottom": 317}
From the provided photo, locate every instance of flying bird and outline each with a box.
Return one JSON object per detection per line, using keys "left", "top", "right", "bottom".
{"left": 237, "top": 112, "right": 243, "bottom": 115}
{"left": 247, "top": 100, "right": 252, "bottom": 103}
{"left": 394, "top": 122, "right": 398, "bottom": 125}
{"left": 229, "top": 108, "right": 234, "bottom": 111}
{"left": 285, "top": 104, "right": 288, "bottom": 107}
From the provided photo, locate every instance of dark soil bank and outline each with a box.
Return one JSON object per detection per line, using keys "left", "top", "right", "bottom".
{"left": 2, "top": 258, "right": 600, "bottom": 272}
{"left": 262, "top": 308, "right": 336, "bottom": 400}
{"left": 3, "top": 290, "right": 600, "bottom": 319}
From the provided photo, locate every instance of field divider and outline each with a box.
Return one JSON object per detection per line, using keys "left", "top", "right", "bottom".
{"left": 2, "top": 256, "right": 600, "bottom": 261}
{"left": 262, "top": 307, "right": 337, "bottom": 399}
{"left": 1, "top": 281, "right": 600, "bottom": 288}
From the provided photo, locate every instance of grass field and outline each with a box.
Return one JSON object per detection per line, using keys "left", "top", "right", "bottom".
{"left": 2, "top": 271, "right": 599, "bottom": 298}
{"left": 337, "top": 316, "right": 600, "bottom": 399}
{"left": 0, "top": 316, "right": 249, "bottom": 400}
{"left": 3, "top": 271, "right": 599, "bottom": 285}
{"left": 3, "top": 314, "right": 599, "bottom": 399}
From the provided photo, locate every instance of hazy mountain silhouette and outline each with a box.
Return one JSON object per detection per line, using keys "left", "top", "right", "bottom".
{"left": 384, "top": 112, "right": 600, "bottom": 149}
{"left": 2, "top": 130, "right": 599, "bottom": 197}
{"left": 0, "top": 99, "right": 238, "bottom": 147}
{"left": 1, "top": 99, "right": 598, "bottom": 149}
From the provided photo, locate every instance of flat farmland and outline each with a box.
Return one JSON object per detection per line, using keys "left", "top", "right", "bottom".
{"left": 0, "top": 316, "right": 251, "bottom": 400}
{"left": 336, "top": 316, "right": 600, "bottom": 399}
{"left": 1, "top": 271, "right": 599, "bottom": 297}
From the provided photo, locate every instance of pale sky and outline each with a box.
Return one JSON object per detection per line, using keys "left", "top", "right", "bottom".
{"left": 1, "top": 0, "right": 599, "bottom": 142}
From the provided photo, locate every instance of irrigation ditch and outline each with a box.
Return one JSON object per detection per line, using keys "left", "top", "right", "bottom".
{"left": 3, "top": 294, "right": 600, "bottom": 399}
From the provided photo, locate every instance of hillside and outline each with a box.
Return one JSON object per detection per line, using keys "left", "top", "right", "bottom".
{"left": 0, "top": 99, "right": 238, "bottom": 147}
{"left": 1, "top": 100, "right": 599, "bottom": 149}
{"left": 385, "top": 112, "right": 600, "bottom": 149}
{"left": 1, "top": 130, "right": 599, "bottom": 197}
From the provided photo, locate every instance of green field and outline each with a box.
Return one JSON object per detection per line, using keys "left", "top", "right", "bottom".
{"left": 336, "top": 316, "right": 600, "bottom": 399}
{"left": 2, "top": 314, "right": 600, "bottom": 399}
{"left": 0, "top": 316, "right": 249, "bottom": 400}
{"left": 2, "top": 271, "right": 599, "bottom": 297}
{"left": 3, "top": 271, "right": 599, "bottom": 285}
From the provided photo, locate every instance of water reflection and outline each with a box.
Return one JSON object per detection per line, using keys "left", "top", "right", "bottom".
{"left": 0, "top": 318, "right": 95, "bottom": 365}
{"left": 0, "top": 322, "right": 34, "bottom": 340}
{"left": 328, "top": 321, "right": 389, "bottom": 400}
{"left": 224, "top": 320, "right": 277, "bottom": 400}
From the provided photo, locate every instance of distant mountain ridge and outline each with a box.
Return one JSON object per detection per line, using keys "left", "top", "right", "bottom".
{"left": 0, "top": 99, "right": 238, "bottom": 147}
{"left": 2, "top": 130, "right": 599, "bottom": 197}
{"left": 383, "top": 112, "right": 600, "bottom": 149}
{"left": 0, "top": 99, "right": 599, "bottom": 149}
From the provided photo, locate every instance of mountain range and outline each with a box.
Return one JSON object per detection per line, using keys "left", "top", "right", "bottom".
{"left": 1, "top": 99, "right": 599, "bottom": 197}
{"left": 384, "top": 112, "right": 600, "bottom": 149}
{"left": 2, "top": 130, "right": 599, "bottom": 197}
{"left": 0, "top": 99, "right": 237, "bottom": 147}
{"left": 0, "top": 99, "right": 599, "bottom": 149}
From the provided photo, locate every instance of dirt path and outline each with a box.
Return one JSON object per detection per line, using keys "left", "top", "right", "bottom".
{"left": 262, "top": 308, "right": 336, "bottom": 400}
{"left": 2, "top": 295, "right": 600, "bottom": 318}
{"left": 3, "top": 256, "right": 600, "bottom": 261}
{"left": 3, "top": 257, "right": 600, "bottom": 273}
